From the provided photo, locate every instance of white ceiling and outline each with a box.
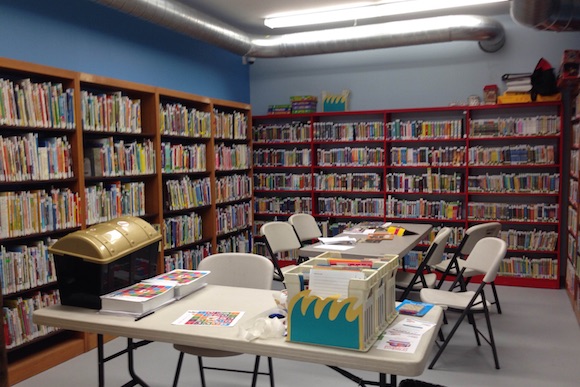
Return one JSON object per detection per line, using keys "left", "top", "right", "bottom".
{"left": 182, "top": 0, "right": 511, "bottom": 35}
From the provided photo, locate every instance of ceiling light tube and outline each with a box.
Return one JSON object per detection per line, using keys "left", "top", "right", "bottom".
{"left": 264, "top": 0, "right": 508, "bottom": 29}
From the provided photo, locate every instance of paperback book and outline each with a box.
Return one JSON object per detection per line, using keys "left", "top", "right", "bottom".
{"left": 396, "top": 299, "right": 434, "bottom": 317}
{"left": 144, "top": 269, "right": 210, "bottom": 299}
{"left": 100, "top": 282, "right": 176, "bottom": 316}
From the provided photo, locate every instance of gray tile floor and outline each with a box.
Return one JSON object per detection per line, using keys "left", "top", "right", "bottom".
{"left": 14, "top": 284, "right": 580, "bottom": 387}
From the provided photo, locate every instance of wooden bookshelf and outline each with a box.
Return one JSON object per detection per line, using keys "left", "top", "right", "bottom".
{"left": 0, "top": 57, "right": 252, "bottom": 384}
{"left": 253, "top": 102, "right": 563, "bottom": 289}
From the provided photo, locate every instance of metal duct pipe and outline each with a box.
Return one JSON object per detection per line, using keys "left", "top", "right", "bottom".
{"left": 511, "top": 0, "right": 580, "bottom": 31}
{"left": 91, "top": 0, "right": 505, "bottom": 58}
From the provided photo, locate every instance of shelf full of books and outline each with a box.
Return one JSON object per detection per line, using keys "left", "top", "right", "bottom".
{"left": 0, "top": 58, "right": 85, "bottom": 385}
{"left": 0, "top": 58, "right": 253, "bottom": 385}
{"left": 253, "top": 102, "right": 563, "bottom": 289}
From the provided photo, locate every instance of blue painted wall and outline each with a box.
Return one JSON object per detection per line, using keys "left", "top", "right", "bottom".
{"left": 0, "top": 0, "right": 250, "bottom": 103}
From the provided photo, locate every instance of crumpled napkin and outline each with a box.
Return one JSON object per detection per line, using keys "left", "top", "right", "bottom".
{"left": 239, "top": 308, "right": 286, "bottom": 341}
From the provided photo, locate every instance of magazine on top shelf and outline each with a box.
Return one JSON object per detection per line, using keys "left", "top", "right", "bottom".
{"left": 100, "top": 282, "right": 176, "bottom": 316}
{"left": 143, "top": 269, "right": 211, "bottom": 299}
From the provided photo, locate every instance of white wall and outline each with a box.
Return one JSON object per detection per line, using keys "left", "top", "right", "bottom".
{"left": 249, "top": 15, "right": 580, "bottom": 115}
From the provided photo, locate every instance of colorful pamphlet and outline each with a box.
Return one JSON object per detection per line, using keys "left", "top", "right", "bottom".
{"left": 172, "top": 310, "right": 245, "bottom": 327}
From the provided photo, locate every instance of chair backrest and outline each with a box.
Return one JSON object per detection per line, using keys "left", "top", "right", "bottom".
{"left": 464, "top": 237, "right": 507, "bottom": 283}
{"left": 288, "top": 213, "right": 322, "bottom": 242}
{"left": 198, "top": 253, "right": 274, "bottom": 290}
{"left": 459, "top": 222, "right": 501, "bottom": 255}
{"left": 423, "top": 227, "right": 452, "bottom": 267}
{"left": 260, "top": 221, "right": 302, "bottom": 254}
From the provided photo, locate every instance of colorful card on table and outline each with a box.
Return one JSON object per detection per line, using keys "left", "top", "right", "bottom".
{"left": 172, "top": 310, "right": 245, "bottom": 327}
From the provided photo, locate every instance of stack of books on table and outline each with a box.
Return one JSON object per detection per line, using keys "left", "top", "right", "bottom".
{"left": 99, "top": 269, "right": 210, "bottom": 317}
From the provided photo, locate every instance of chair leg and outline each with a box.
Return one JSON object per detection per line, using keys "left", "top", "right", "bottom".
{"left": 197, "top": 356, "right": 207, "bottom": 387}
{"left": 251, "top": 355, "right": 261, "bottom": 387}
{"left": 490, "top": 282, "right": 502, "bottom": 314}
{"left": 172, "top": 352, "right": 185, "bottom": 387}
{"left": 483, "top": 307, "right": 501, "bottom": 369}
{"left": 428, "top": 305, "right": 471, "bottom": 369}
{"left": 267, "top": 357, "right": 275, "bottom": 387}
{"left": 469, "top": 313, "right": 482, "bottom": 346}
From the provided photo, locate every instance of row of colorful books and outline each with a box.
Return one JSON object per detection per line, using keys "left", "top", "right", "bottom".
{"left": 467, "top": 202, "right": 559, "bottom": 223}
{"left": 316, "top": 146, "right": 384, "bottom": 166}
{"left": 163, "top": 212, "right": 203, "bottom": 250}
{"left": 160, "top": 103, "right": 211, "bottom": 138}
{"left": 499, "top": 229, "right": 558, "bottom": 251}
{"left": 254, "top": 172, "right": 312, "bottom": 190}
{"left": 468, "top": 144, "right": 556, "bottom": 165}
{"left": 253, "top": 148, "right": 311, "bottom": 167}
{"left": 467, "top": 172, "right": 559, "bottom": 194}
{"left": 215, "top": 174, "right": 251, "bottom": 204}
{"left": 216, "top": 231, "right": 251, "bottom": 254}
{"left": 390, "top": 146, "right": 466, "bottom": 166}
{"left": 214, "top": 110, "right": 248, "bottom": 140}
{"left": 253, "top": 122, "right": 311, "bottom": 143}
{"left": 386, "top": 172, "right": 463, "bottom": 193}
{"left": 85, "top": 181, "right": 145, "bottom": 226}
{"left": 314, "top": 172, "right": 382, "bottom": 191}
{"left": 0, "top": 78, "right": 75, "bottom": 129}
{"left": 215, "top": 143, "right": 251, "bottom": 170}
{"left": 385, "top": 197, "right": 462, "bottom": 220}
{"left": 313, "top": 121, "right": 384, "bottom": 141}
{"left": 164, "top": 243, "right": 212, "bottom": 272}
{"left": 81, "top": 90, "right": 141, "bottom": 133}
{"left": 470, "top": 115, "right": 560, "bottom": 137}
{"left": 387, "top": 119, "right": 463, "bottom": 140}
{"left": 0, "top": 134, "right": 74, "bottom": 182}
{"left": 165, "top": 176, "right": 211, "bottom": 211}
{"left": 4, "top": 289, "right": 61, "bottom": 349}
{"left": 0, "top": 188, "right": 81, "bottom": 239}
{"left": 254, "top": 196, "right": 313, "bottom": 214}
{"left": 216, "top": 202, "right": 252, "bottom": 235}
{"left": 318, "top": 197, "right": 384, "bottom": 217}
{"left": 85, "top": 138, "right": 156, "bottom": 177}
{"left": 498, "top": 256, "right": 558, "bottom": 280}
{"left": 0, "top": 240, "right": 57, "bottom": 295}
{"left": 161, "top": 142, "right": 206, "bottom": 173}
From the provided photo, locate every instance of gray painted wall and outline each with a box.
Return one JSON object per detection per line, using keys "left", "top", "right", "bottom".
{"left": 249, "top": 15, "right": 580, "bottom": 115}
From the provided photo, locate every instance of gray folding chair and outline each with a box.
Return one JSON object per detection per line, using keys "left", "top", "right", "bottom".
{"left": 288, "top": 213, "right": 322, "bottom": 263}
{"left": 432, "top": 222, "right": 503, "bottom": 313}
{"left": 421, "top": 237, "right": 507, "bottom": 370}
{"left": 396, "top": 227, "right": 451, "bottom": 302}
{"left": 260, "top": 221, "right": 300, "bottom": 281}
{"left": 172, "top": 253, "right": 275, "bottom": 387}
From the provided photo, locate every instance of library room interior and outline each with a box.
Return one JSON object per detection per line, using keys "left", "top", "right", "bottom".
{"left": 1, "top": 1, "right": 580, "bottom": 386}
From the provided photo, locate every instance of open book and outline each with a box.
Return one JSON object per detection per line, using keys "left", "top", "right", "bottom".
{"left": 144, "top": 269, "right": 210, "bottom": 299}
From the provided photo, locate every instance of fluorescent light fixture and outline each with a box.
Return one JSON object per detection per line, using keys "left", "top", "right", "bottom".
{"left": 264, "top": 0, "right": 508, "bottom": 29}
